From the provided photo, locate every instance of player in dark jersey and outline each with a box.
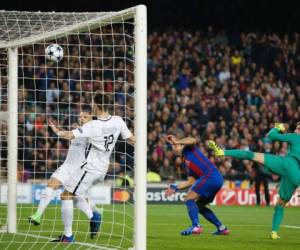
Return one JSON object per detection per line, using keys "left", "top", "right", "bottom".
{"left": 165, "top": 135, "right": 229, "bottom": 236}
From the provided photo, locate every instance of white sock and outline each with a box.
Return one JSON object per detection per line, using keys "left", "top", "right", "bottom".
{"left": 36, "top": 187, "right": 55, "bottom": 215}
{"left": 74, "top": 196, "right": 93, "bottom": 219}
{"left": 61, "top": 200, "right": 73, "bottom": 237}
{"left": 88, "top": 199, "right": 100, "bottom": 213}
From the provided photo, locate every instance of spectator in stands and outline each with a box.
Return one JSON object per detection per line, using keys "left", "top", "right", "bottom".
{"left": 146, "top": 28, "right": 300, "bottom": 181}
{"left": 15, "top": 26, "right": 300, "bottom": 183}
{"left": 253, "top": 162, "right": 271, "bottom": 206}
{"left": 17, "top": 165, "right": 31, "bottom": 183}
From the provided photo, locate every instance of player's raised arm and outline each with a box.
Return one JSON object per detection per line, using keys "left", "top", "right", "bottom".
{"left": 49, "top": 121, "right": 75, "bottom": 140}
{"left": 268, "top": 123, "right": 298, "bottom": 143}
{"left": 166, "top": 135, "right": 196, "bottom": 146}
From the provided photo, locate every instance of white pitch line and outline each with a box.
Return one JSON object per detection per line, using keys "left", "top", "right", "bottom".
{"left": 282, "top": 225, "right": 300, "bottom": 229}
{"left": 15, "top": 232, "right": 118, "bottom": 250}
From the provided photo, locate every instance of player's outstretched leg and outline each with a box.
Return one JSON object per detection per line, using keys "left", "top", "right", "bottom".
{"left": 28, "top": 178, "right": 61, "bottom": 225}
{"left": 208, "top": 140, "right": 256, "bottom": 160}
{"left": 209, "top": 140, "right": 292, "bottom": 178}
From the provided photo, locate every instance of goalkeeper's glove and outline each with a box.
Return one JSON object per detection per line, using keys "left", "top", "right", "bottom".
{"left": 274, "top": 123, "right": 285, "bottom": 132}
{"left": 170, "top": 183, "right": 179, "bottom": 191}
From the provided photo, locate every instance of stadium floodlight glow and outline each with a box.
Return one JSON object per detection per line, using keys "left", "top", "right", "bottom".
{"left": 0, "top": 5, "right": 147, "bottom": 250}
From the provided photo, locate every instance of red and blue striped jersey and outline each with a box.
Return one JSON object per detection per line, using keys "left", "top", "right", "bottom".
{"left": 182, "top": 146, "right": 219, "bottom": 178}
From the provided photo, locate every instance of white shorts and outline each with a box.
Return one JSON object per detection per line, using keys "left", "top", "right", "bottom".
{"left": 51, "top": 165, "right": 74, "bottom": 186}
{"left": 64, "top": 165, "right": 105, "bottom": 198}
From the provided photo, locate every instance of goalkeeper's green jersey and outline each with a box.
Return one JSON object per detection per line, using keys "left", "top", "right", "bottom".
{"left": 268, "top": 128, "right": 300, "bottom": 163}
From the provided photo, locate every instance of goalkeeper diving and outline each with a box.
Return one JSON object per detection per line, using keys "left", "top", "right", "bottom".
{"left": 208, "top": 122, "right": 300, "bottom": 240}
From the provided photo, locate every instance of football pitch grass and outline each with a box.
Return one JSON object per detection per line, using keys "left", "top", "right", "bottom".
{"left": 0, "top": 204, "right": 299, "bottom": 249}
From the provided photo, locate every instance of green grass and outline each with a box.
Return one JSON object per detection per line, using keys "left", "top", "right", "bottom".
{"left": 0, "top": 204, "right": 134, "bottom": 250}
{"left": 148, "top": 205, "right": 300, "bottom": 250}
{"left": 0, "top": 204, "right": 300, "bottom": 249}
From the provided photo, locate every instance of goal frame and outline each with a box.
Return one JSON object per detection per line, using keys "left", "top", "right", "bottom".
{"left": 0, "top": 5, "right": 147, "bottom": 250}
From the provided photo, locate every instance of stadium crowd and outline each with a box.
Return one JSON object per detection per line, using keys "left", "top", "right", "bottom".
{"left": 1, "top": 26, "right": 300, "bottom": 183}
{"left": 147, "top": 27, "right": 300, "bottom": 182}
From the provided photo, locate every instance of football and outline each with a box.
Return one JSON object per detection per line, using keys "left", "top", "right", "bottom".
{"left": 45, "top": 43, "right": 63, "bottom": 62}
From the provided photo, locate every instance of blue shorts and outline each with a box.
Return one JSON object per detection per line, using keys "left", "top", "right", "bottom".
{"left": 191, "top": 172, "right": 223, "bottom": 203}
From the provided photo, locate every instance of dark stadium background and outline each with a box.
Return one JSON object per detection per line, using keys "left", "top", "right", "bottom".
{"left": 1, "top": 1, "right": 300, "bottom": 250}
{"left": 2, "top": 0, "right": 300, "bottom": 184}
{"left": 2, "top": 0, "right": 299, "bottom": 32}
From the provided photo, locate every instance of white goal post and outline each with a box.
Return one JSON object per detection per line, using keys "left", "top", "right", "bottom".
{"left": 7, "top": 47, "right": 18, "bottom": 235}
{"left": 0, "top": 5, "right": 147, "bottom": 250}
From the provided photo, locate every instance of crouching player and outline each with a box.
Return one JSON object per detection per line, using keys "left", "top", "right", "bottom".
{"left": 165, "top": 135, "right": 229, "bottom": 236}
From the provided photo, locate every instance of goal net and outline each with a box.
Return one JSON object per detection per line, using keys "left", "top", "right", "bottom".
{"left": 0, "top": 5, "right": 147, "bottom": 250}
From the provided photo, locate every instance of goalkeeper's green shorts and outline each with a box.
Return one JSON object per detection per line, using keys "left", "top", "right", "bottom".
{"left": 264, "top": 154, "right": 300, "bottom": 201}
{"left": 278, "top": 177, "right": 297, "bottom": 202}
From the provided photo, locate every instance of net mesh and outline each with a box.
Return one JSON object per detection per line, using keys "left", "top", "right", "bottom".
{"left": 0, "top": 49, "right": 8, "bottom": 186}
{"left": 0, "top": 10, "right": 136, "bottom": 250}
{"left": 0, "top": 11, "right": 109, "bottom": 47}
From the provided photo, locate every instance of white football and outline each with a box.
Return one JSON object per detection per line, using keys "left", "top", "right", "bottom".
{"left": 45, "top": 44, "right": 63, "bottom": 62}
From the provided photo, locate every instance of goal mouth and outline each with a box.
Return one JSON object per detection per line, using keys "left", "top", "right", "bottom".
{"left": 0, "top": 5, "right": 147, "bottom": 250}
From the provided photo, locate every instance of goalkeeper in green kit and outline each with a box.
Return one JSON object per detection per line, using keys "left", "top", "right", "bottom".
{"left": 208, "top": 122, "right": 300, "bottom": 240}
